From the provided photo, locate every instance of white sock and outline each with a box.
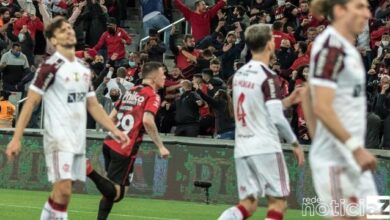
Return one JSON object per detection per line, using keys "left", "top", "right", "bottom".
{"left": 40, "top": 201, "right": 68, "bottom": 220}
{"left": 218, "top": 206, "right": 244, "bottom": 220}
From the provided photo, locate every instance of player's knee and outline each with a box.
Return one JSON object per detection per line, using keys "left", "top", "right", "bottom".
{"left": 113, "top": 185, "right": 127, "bottom": 203}
{"left": 240, "top": 196, "right": 258, "bottom": 215}
{"left": 53, "top": 181, "right": 72, "bottom": 202}
{"left": 268, "top": 197, "right": 287, "bottom": 213}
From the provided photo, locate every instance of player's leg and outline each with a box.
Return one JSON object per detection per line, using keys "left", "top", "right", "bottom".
{"left": 41, "top": 151, "right": 75, "bottom": 220}
{"left": 262, "top": 153, "right": 290, "bottom": 220}
{"left": 218, "top": 157, "right": 262, "bottom": 220}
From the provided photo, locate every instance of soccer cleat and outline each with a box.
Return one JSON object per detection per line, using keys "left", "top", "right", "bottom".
{"left": 86, "top": 159, "right": 94, "bottom": 176}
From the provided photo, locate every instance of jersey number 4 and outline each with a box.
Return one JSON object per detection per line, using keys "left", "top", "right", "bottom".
{"left": 237, "top": 93, "right": 247, "bottom": 127}
{"left": 116, "top": 112, "right": 135, "bottom": 133}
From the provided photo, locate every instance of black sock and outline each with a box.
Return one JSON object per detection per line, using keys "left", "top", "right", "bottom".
{"left": 97, "top": 197, "right": 114, "bottom": 220}
{"left": 88, "top": 170, "right": 117, "bottom": 199}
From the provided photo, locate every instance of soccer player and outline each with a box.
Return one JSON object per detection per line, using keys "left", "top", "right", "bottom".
{"left": 218, "top": 24, "right": 305, "bottom": 220}
{"left": 86, "top": 61, "right": 170, "bottom": 220}
{"left": 5, "top": 16, "right": 129, "bottom": 220}
{"left": 306, "top": 0, "right": 378, "bottom": 219}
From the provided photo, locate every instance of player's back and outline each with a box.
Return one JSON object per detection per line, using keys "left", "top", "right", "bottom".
{"left": 30, "top": 52, "right": 94, "bottom": 154}
{"left": 233, "top": 60, "right": 282, "bottom": 158}
{"left": 309, "top": 26, "right": 367, "bottom": 169}
{"left": 104, "top": 84, "right": 160, "bottom": 156}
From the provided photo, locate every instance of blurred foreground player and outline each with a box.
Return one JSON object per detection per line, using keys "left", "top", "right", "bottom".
{"left": 5, "top": 17, "right": 129, "bottom": 220}
{"left": 218, "top": 24, "right": 305, "bottom": 220}
{"left": 86, "top": 61, "right": 170, "bottom": 220}
{"left": 305, "top": 0, "right": 378, "bottom": 219}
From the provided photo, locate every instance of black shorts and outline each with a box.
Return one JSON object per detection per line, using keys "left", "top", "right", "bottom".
{"left": 102, "top": 143, "right": 140, "bottom": 186}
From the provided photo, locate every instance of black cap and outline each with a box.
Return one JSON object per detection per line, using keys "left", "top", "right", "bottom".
{"left": 106, "top": 17, "right": 116, "bottom": 25}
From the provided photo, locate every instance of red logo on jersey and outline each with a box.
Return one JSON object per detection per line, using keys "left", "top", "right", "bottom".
{"left": 239, "top": 186, "right": 246, "bottom": 193}
{"left": 63, "top": 164, "right": 70, "bottom": 173}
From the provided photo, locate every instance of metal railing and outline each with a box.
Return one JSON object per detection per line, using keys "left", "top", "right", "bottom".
{"left": 139, "top": 17, "right": 190, "bottom": 51}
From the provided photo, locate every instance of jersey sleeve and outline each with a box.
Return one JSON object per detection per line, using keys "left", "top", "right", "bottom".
{"left": 311, "top": 45, "right": 345, "bottom": 88}
{"left": 29, "top": 63, "right": 56, "bottom": 95}
{"left": 144, "top": 93, "right": 161, "bottom": 115}
{"left": 261, "top": 75, "right": 283, "bottom": 102}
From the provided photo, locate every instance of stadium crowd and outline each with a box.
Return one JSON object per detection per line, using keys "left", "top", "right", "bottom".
{"left": 0, "top": 0, "right": 389, "bottom": 149}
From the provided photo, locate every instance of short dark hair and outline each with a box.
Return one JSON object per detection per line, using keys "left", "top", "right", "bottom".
{"left": 194, "top": 0, "right": 204, "bottom": 8}
{"left": 142, "top": 62, "right": 163, "bottom": 78}
{"left": 184, "top": 34, "right": 194, "bottom": 42}
{"left": 44, "top": 16, "right": 69, "bottom": 39}
{"left": 245, "top": 24, "right": 272, "bottom": 53}
{"left": 0, "top": 90, "right": 10, "bottom": 100}
{"left": 12, "top": 42, "right": 21, "bottom": 48}
{"left": 311, "top": 0, "right": 350, "bottom": 21}
{"left": 297, "top": 41, "right": 307, "bottom": 54}
{"left": 210, "top": 58, "right": 221, "bottom": 65}
{"left": 272, "top": 21, "right": 283, "bottom": 31}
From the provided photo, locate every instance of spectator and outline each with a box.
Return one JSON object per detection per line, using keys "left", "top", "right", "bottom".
{"left": 289, "top": 41, "right": 309, "bottom": 71}
{"left": 276, "top": 38, "right": 296, "bottom": 72}
{"left": 376, "top": 32, "right": 390, "bottom": 59}
{"left": 13, "top": 10, "right": 44, "bottom": 41}
{"left": 0, "top": 43, "right": 30, "bottom": 92}
{"left": 75, "top": 48, "right": 98, "bottom": 63}
{"left": 174, "top": 0, "right": 226, "bottom": 42}
{"left": 7, "top": 24, "right": 34, "bottom": 66}
{"left": 141, "top": 0, "right": 171, "bottom": 46}
{"left": 93, "top": 17, "right": 132, "bottom": 67}
{"left": 173, "top": 80, "right": 203, "bottom": 137}
{"left": 193, "top": 73, "right": 214, "bottom": 136}
{"left": 0, "top": 90, "right": 15, "bottom": 128}
{"left": 81, "top": 0, "right": 108, "bottom": 48}
{"left": 209, "top": 58, "right": 222, "bottom": 78}
{"left": 366, "top": 102, "right": 382, "bottom": 149}
{"left": 95, "top": 76, "right": 126, "bottom": 130}
{"left": 272, "top": 20, "right": 295, "bottom": 49}
{"left": 106, "top": 66, "right": 134, "bottom": 96}
{"left": 195, "top": 48, "right": 215, "bottom": 73}
{"left": 221, "top": 28, "right": 245, "bottom": 79}
{"left": 170, "top": 26, "right": 201, "bottom": 78}
{"left": 374, "top": 75, "right": 390, "bottom": 149}
{"left": 143, "top": 29, "right": 166, "bottom": 62}
{"left": 195, "top": 85, "right": 235, "bottom": 139}
{"left": 196, "top": 19, "right": 225, "bottom": 52}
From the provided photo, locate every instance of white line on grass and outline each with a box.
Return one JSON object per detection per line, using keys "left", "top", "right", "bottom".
{"left": 0, "top": 203, "right": 181, "bottom": 220}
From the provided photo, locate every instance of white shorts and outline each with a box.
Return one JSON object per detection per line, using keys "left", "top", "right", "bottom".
{"left": 45, "top": 151, "right": 86, "bottom": 183}
{"left": 235, "top": 152, "right": 290, "bottom": 200}
{"left": 311, "top": 165, "right": 378, "bottom": 218}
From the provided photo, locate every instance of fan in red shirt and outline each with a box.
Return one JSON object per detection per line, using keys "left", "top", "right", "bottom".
{"left": 174, "top": 0, "right": 226, "bottom": 42}
{"left": 86, "top": 62, "right": 170, "bottom": 220}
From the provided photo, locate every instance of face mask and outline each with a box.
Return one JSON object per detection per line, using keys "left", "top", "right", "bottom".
{"left": 3, "top": 17, "right": 10, "bottom": 23}
{"left": 85, "top": 58, "right": 93, "bottom": 63}
{"left": 1, "top": 2, "right": 9, "bottom": 6}
{"left": 13, "top": 51, "right": 21, "bottom": 57}
{"left": 179, "top": 87, "right": 184, "bottom": 95}
{"left": 128, "top": 61, "right": 136, "bottom": 68}
{"left": 187, "top": 46, "right": 195, "bottom": 52}
{"left": 107, "top": 27, "right": 115, "bottom": 35}
{"left": 383, "top": 41, "right": 389, "bottom": 47}
{"left": 18, "top": 33, "right": 25, "bottom": 42}
{"left": 110, "top": 94, "right": 120, "bottom": 102}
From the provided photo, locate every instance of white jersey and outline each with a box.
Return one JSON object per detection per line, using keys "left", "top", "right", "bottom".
{"left": 30, "top": 52, "right": 95, "bottom": 154}
{"left": 309, "top": 26, "right": 366, "bottom": 171}
{"left": 233, "top": 60, "right": 283, "bottom": 158}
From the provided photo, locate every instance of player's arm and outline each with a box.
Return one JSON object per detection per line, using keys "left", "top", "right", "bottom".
{"left": 143, "top": 112, "right": 169, "bottom": 158}
{"left": 9, "top": 90, "right": 41, "bottom": 142}
{"left": 300, "top": 84, "right": 316, "bottom": 138}
{"left": 108, "top": 108, "right": 118, "bottom": 124}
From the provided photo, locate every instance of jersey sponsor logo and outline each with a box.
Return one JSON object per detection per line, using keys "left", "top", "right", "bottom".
{"left": 234, "top": 80, "right": 255, "bottom": 89}
{"left": 67, "top": 92, "right": 87, "bottom": 103}
{"left": 62, "top": 164, "right": 70, "bottom": 173}
{"left": 122, "top": 91, "right": 145, "bottom": 106}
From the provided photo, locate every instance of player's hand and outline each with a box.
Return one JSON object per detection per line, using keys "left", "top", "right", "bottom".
{"left": 111, "top": 129, "right": 130, "bottom": 148}
{"left": 159, "top": 146, "right": 170, "bottom": 159}
{"left": 292, "top": 144, "right": 305, "bottom": 167}
{"left": 353, "top": 148, "right": 377, "bottom": 172}
{"left": 6, "top": 139, "right": 21, "bottom": 162}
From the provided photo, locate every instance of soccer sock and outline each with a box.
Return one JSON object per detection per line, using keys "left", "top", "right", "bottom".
{"left": 97, "top": 197, "right": 114, "bottom": 220}
{"left": 218, "top": 205, "right": 250, "bottom": 220}
{"left": 40, "top": 197, "right": 68, "bottom": 220}
{"left": 87, "top": 170, "right": 117, "bottom": 200}
{"left": 265, "top": 209, "right": 283, "bottom": 220}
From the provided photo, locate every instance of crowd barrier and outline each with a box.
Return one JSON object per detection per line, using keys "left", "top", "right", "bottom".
{"left": 0, "top": 129, "right": 389, "bottom": 209}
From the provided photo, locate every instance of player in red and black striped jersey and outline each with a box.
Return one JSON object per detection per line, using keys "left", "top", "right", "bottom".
{"left": 86, "top": 62, "right": 170, "bottom": 220}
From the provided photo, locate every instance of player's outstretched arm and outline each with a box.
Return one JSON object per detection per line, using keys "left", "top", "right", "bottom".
{"left": 6, "top": 89, "right": 41, "bottom": 161}
{"left": 143, "top": 112, "right": 170, "bottom": 159}
{"left": 313, "top": 86, "right": 377, "bottom": 171}
{"left": 300, "top": 84, "right": 316, "bottom": 138}
{"left": 87, "top": 96, "right": 129, "bottom": 146}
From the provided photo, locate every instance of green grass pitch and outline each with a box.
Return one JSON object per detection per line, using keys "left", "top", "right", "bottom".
{"left": 0, "top": 189, "right": 323, "bottom": 219}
